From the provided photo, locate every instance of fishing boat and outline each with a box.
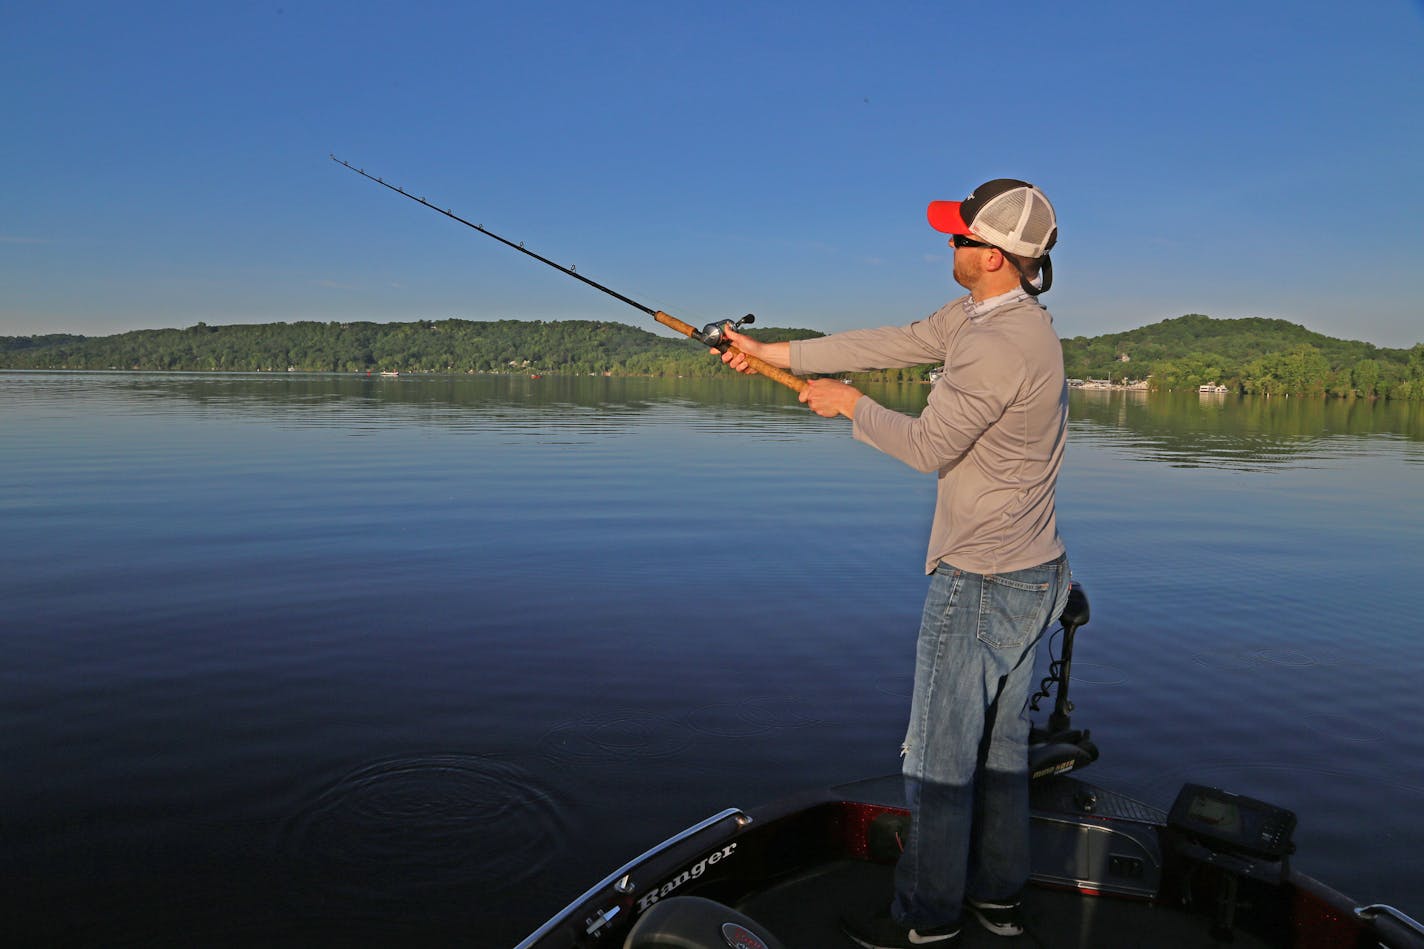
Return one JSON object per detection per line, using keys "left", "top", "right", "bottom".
{"left": 515, "top": 585, "right": 1424, "bottom": 949}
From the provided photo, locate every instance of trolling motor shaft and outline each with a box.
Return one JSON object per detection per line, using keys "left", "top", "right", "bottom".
{"left": 330, "top": 156, "right": 805, "bottom": 393}
{"left": 1028, "top": 581, "right": 1099, "bottom": 780}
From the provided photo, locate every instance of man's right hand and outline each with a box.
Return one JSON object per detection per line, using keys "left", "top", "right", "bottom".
{"left": 711, "top": 325, "right": 792, "bottom": 374}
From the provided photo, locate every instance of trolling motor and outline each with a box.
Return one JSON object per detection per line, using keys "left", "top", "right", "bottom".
{"left": 1028, "top": 581, "right": 1100, "bottom": 780}
{"left": 697, "top": 314, "right": 755, "bottom": 348}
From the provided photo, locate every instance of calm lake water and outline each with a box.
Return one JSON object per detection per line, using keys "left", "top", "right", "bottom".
{"left": 3, "top": 370, "right": 1422, "bottom": 947}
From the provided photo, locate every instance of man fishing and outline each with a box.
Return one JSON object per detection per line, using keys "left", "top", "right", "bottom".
{"left": 714, "top": 179, "right": 1072, "bottom": 948}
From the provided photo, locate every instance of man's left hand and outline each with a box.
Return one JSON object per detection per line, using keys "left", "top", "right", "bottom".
{"left": 799, "top": 378, "right": 862, "bottom": 419}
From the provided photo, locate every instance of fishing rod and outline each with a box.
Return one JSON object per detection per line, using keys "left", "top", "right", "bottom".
{"left": 329, "top": 155, "right": 806, "bottom": 393}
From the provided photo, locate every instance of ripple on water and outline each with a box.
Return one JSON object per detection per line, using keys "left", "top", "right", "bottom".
{"left": 540, "top": 695, "right": 829, "bottom": 765}
{"left": 873, "top": 675, "right": 913, "bottom": 698}
{"left": 683, "top": 695, "right": 825, "bottom": 738}
{"left": 1297, "top": 711, "right": 1388, "bottom": 744}
{"left": 1130, "top": 759, "right": 1424, "bottom": 814}
{"left": 539, "top": 708, "right": 694, "bottom": 765}
{"left": 1190, "top": 645, "right": 1340, "bottom": 672}
{"left": 278, "top": 753, "right": 570, "bottom": 909}
{"left": 1056, "top": 661, "right": 1129, "bottom": 686}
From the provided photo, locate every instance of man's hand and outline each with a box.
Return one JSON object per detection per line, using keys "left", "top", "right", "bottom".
{"left": 711, "top": 325, "right": 791, "bottom": 375}
{"left": 710, "top": 325, "right": 855, "bottom": 416}
{"left": 799, "top": 378, "right": 862, "bottom": 419}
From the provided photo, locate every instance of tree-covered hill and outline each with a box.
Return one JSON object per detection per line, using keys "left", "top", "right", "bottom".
{"left": 1062, "top": 314, "right": 1423, "bottom": 399}
{"left": 3, "top": 313, "right": 1421, "bottom": 399}
{"left": 0, "top": 319, "right": 824, "bottom": 379}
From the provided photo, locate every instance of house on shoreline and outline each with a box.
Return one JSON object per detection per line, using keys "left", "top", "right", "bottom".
{"left": 1069, "top": 377, "right": 1150, "bottom": 390}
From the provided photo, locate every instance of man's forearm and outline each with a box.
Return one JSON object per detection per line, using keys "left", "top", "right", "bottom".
{"left": 748, "top": 340, "right": 792, "bottom": 369}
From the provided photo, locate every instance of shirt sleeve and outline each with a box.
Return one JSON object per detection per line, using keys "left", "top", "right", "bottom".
{"left": 788, "top": 303, "right": 962, "bottom": 375}
{"left": 850, "top": 327, "right": 1025, "bottom": 473}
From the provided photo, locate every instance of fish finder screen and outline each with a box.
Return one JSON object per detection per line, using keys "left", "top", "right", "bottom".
{"left": 1168, "top": 784, "right": 1296, "bottom": 860}
{"left": 1183, "top": 794, "right": 1242, "bottom": 835}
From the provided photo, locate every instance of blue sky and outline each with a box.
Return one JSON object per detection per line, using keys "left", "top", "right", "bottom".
{"left": 4, "top": 0, "right": 1422, "bottom": 347}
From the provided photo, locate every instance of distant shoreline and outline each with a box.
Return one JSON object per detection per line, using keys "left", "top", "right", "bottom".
{"left": 3, "top": 313, "right": 1421, "bottom": 400}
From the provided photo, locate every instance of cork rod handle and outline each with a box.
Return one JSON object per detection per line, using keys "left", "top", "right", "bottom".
{"left": 653, "top": 311, "right": 808, "bottom": 394}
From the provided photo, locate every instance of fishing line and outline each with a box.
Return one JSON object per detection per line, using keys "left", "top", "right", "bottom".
{"left": 330, "top": 155, "right": 806, "bottom": 393}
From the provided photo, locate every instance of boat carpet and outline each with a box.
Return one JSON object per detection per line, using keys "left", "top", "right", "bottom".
{"left": 734, "top": 858, "right": 1275, "bottom": 949}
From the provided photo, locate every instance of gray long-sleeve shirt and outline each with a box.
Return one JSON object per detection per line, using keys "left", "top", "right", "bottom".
{"left": 789, "top": 291, "right": 1067, "bottom": 575}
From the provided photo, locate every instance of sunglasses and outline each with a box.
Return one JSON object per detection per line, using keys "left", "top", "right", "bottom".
{"left": 951, "top": 234, "right": 994, "bottom": 249}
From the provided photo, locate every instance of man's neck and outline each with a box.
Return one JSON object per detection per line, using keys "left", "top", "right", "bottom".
{"left": 964, "top": 286, "right": 1033, "bottom": 320}
{"left": 969, "top": 276, "right": 1020, "bottom": 302}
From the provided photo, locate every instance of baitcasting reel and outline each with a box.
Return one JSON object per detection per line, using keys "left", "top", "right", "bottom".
{"left": 698, "top": 314, "right": 755, "bottom": 348}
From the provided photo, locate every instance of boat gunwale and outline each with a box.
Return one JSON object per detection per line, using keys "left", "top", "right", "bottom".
{"left": 512, "top": 776, "right": 1424, "bottom": 949}
{"left": 512, "top": 807, "right": 751, "bottom": 949}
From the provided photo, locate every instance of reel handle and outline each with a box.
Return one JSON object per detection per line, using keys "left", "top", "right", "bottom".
{"left": 654, "top": 311, "right": 808, "bottom": 394}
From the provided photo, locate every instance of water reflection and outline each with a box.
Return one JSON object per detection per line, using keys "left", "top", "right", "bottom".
{"left": 7, "top": 371, "right": 1420, "bottom": 471}
{"left": 3, "top": 369, "right": 1422, "bottom": 936}
{"left": 1066, "top": 388, "right": 1424, "bottom": 469}
{"left": 1, "top": 371, "right": 814, "bottom": 441}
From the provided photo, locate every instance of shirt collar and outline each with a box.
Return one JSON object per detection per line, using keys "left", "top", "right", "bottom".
{"left": 964, "top": 287, "right": 1035, "bottom": 321}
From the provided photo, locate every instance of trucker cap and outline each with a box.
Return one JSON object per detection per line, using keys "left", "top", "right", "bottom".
{"left": 927, "top": 179, "right": 1058, "bottom": 259}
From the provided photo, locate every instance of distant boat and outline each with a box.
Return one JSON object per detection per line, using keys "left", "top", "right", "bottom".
{"left": 1199, "top": 383, "right": 1228, "bottom": 393}
{"left": 380, "top": 371, "right": 399, "bottom": 378}
{"left": 530, "top": 373, "right": 543, "bottom": 380}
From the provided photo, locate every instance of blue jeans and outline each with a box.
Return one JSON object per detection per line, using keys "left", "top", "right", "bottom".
{"left": 893, "top": 555, "right": 1070, "bottom": 929}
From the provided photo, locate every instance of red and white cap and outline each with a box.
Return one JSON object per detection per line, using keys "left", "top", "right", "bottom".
{"left": 927, "top": 179, "right": 1058, "bottom": 259}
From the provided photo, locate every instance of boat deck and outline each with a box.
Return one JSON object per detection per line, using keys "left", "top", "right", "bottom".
{"left": 738, "top": 858, "right": 1272, "bottom": 948}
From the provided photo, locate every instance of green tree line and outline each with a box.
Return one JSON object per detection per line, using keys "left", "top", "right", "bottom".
{"left": 0, "top": 319, "right": 823, "bottom": 379}
{"left": 3, "top": 313, "right": 1421, "bottom": 399}
{"left": 1062, "top": 314, "right": 1423, "bottom": 400}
